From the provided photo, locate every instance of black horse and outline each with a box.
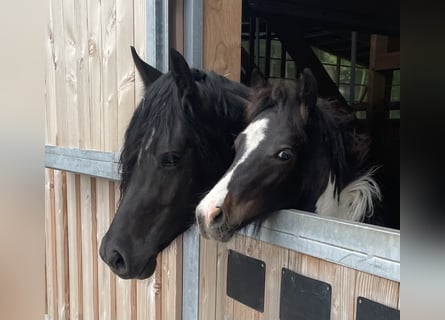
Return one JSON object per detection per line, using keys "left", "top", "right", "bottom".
{"left": 100, "top": 47, "right": 250, "bottom": 279}
{"left": 196, "top": 69, "right": 383, "bottom": 242}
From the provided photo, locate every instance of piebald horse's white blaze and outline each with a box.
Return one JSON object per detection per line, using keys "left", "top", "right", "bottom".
{"left": 196, "top": 118, "right": 270, "bottom": 226}
{"left": 315, "top": 169, "right": 382, "bottom": 221}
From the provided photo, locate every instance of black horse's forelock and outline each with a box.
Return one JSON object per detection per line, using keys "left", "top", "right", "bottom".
{"left": 118, "top": 70, "right": 249, "bottom": 202}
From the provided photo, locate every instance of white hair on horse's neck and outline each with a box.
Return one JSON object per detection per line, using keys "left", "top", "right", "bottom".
{"left": 316, "top": 168, "right": 382, "bottom": 221}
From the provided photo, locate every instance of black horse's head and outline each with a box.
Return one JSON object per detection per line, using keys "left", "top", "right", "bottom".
{"left": 100, "top": 47, "right": 249, "bottom": 279}
{"left": 196, "top": 69, "right": 375, "bottom": 242}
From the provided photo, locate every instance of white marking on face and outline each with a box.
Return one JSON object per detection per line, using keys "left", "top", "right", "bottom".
{"left": 196, "top": 118, "right": 270, "bottom": 226}
{"left": 316, "top": 169, "right": 382, "bottom": 221}
{"left": 137, "top": 128, "right": 156, "bottom": 164}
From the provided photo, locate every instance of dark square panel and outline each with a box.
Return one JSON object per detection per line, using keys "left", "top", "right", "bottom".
{"left": 226, "top": 249, "right": 266, "bottom": 312}
{"left": 356, "top": 297, "right": 400, "bottom": 320}
{"left": 280, "top": 268, "right": 332, "bottom": 320}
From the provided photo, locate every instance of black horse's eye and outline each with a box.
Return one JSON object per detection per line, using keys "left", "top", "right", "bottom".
{"left": 161, "top": 152, "right": 181, "bottom": 167}
{"left": 276, "top": 149, "right": 293, "bottom": 161}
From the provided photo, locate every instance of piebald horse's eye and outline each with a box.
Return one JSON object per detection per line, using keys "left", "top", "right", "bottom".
{"left": 276, "top": 149, "right": 293, "bottom": 161}
{"left": 161, "top": 152, "right": 181, "bottom": 167}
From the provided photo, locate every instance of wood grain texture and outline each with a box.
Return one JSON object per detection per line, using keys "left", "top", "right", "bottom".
{"left": 203, "top": 0, "right": 242, "bottom": 80}
{"left": 45, "top": 169, "right": 58, "bottom": 320}
{"left": 66, "top": 173, "right": 82, "bottom": 320}
{"left": 199, "top": 238, "right": 218, "bottom": 320}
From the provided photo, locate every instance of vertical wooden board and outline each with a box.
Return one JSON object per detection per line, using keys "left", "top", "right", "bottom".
{"left": 161, "top": 236, "right": 183, "bottom": 320}
{"left": 45, "top": 0, "right": 57, "bottom": 146}
{"left": 87, "top": 0, "right": 103, "bottom": 150}
{"left": 62, "top": 0, "right": 80, "bottom": 148}
{"left": 199, "top": 237, "right": 218, "bottom": 320}
{"left": 215, "top": 239, "right": 236, "bottom": 320}
{"left": 80, "top": 175, "right": 97, "bottom": 319}
{"left": 50, "top": 0, "right": 68, "bottom": 146}
{"left": 261, "top": 242, "right": 288, "bottom": 319}
{"left": 66, "top": 173, "right": 83, "bottom": 320}
{"left": 232, "top": 235, "right": 262, "bottom": 320}
{"left": 354, "top": 271, "right": 400, "bottom": 317}
{"left": 45, "top": 169, "right": 58, "bottom": 320}
{"left": 133, "top": 0, "right": 147, "bottom": 103}
{"left": 75, "top": 0, "right": 92, "bottom": 149}
{"left": 113, "top": 182, "right": 134, "bottom": 320}
{"left": 203, "top": 0, "right": 242, "bottom": 80}
{"left": 116, "top": 0, "right": 135, "bottom": 148}
{"left": 326, "top": 264, "right": 356, "bottom": 320}
{"left": 96, "top": 178, "right": 113, "bottom": 320}
{"left": 54, "top": 171, "right": 70, "bottom": 320}
{"left": 101, "top": 0, "right": 118, "bottom": 151}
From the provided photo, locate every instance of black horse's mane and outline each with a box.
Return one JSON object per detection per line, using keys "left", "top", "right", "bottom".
{"left": 119, "top": 70, "right": 249, "bottom": 201}
{"left": 247, "top": 79, "right": 370, "bottom": 197}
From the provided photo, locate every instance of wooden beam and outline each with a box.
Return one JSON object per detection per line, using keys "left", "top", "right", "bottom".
{"left": 373, "top": 51, "right": 400, "bottom": 71}
{"left": 271, "top": 17, "right": 349, "bottom": 109}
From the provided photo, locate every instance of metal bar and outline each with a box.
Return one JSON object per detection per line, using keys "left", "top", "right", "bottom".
{"left": 183, "top": 0, "right": 203, "bottom": 68}
{"left": 264, "top": 21, "right": 271, "bottom": 79}
{"left": 182, "top": 1, "right": 203, "bottom": 319}
{"left": 349, "top": 31, "right": 357, "bottom": 109}
{"left": 239, "top": 209, "right": 400, "bottom": 282}
{"left": 147, "top": 0, "right": 169, "bottom": 72}
{"left": 45, "top": 145, "right": 120, "bottom": 180}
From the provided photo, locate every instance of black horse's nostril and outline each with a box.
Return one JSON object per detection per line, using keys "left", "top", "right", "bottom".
{"left": 109, "top": 250, "right": 126, "bottom": 273}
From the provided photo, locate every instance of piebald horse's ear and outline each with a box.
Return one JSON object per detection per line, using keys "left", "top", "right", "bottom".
{"left": 250, "top": 68, "right": 267, "bottom": 88}
{"left": 130, "top": 46, "right": 163, "bottom": 87}
{"left": 299, "top": 68, "right": 318, "bottom": 108}
{"left": 298, "top": 68, "right": 318, "bottom": 123}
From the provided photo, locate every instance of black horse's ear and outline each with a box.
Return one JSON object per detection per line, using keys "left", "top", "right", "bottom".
{"left": 250, "top": 68, "right": 267, "bottom": 87}
{"left": 299, "top": 68, "right": 318, "bottom": 108}
{"left": 131, "top": 46, "right": 163, "bottom": 87}
{"left": 170, "top": 48, "right": 197, "bottom": 98}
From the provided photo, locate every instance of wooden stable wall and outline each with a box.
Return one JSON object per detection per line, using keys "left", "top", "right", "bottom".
{"left": 199, "top": 234, "right": 400, "bottom": 320}
{"left": 44, "top": 0, "right": 182, "bottom": 319}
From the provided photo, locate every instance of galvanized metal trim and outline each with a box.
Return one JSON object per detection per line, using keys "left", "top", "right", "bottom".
{"left": 182, "top": 225, "right": 200, "bottom": 320}
{"left": 45, "top": 145, "right": 120, "bottom": 180}
{"left": 182, "top": 1, "right": 203, "bottom": 319}
{"left": 239, "top": 209, "right": 400, "bottom": 282}
{"left": 183, "top": 0, "right": 203, "bottom": 69}
{"left": 147, "top": 0, "right": 169, "bottom": 72}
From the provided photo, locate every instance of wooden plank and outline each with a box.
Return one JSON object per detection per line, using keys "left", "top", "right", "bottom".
{"left": 45, "top": 169, "right": 58, "bottom": 320}
{"left": 87, "top": 0, "right": 103, "bottom": 150}
{"left": 45, "top": 0, "right": 57, "bottom": 146}
{"left": 199, "top": 238, "right": 218, "bottom": 320}
{"left": 75, "top": 0, "right": 92, "bottom": 149}
{"left": 116, "top": 0, "right": 135, "bottom": 148}
{"left": 62, "top": 0, "right": 80, "bottom": 148}
{"left": 353, "top": 271, "right": 400, "bottom": 317}
{"left": 54, "top": 170, "right": 70, "bottom": 320}
{"left": 96, "top": 178, "right": 114, "bottom": 320}
{"left": 232, "top": 235, "right": 262, "bottom": 320}
{"left": 80, "top": 175, "right": 96, "bottom": 319}
{"left": 203, "top": 0, "right": 242, "bottom": 80}
{"left": 261, "top": 242, "right": 288, "bottom": 319}
{"left": 66, "top": 173, "right": 83, "bottom": 320}
{"left": 112, "top": 182, "right": 133, "bottom": 320}
{"left": 216, "top": 240, "right": 236, "bottom": 320}
{"left": 374, "top": 51, "right": 400, "bottom": 71}
{"left": 133, "top": 0, "right": 147, "bottom": 103}
{"left": 101, "top": 0, "right": 118, "bottom": 152}
{"left": 51, "top": 0, "right": 68, "bottom": 146}
{"left": 161, "top": 236, "right": 184, "bottom": 320}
